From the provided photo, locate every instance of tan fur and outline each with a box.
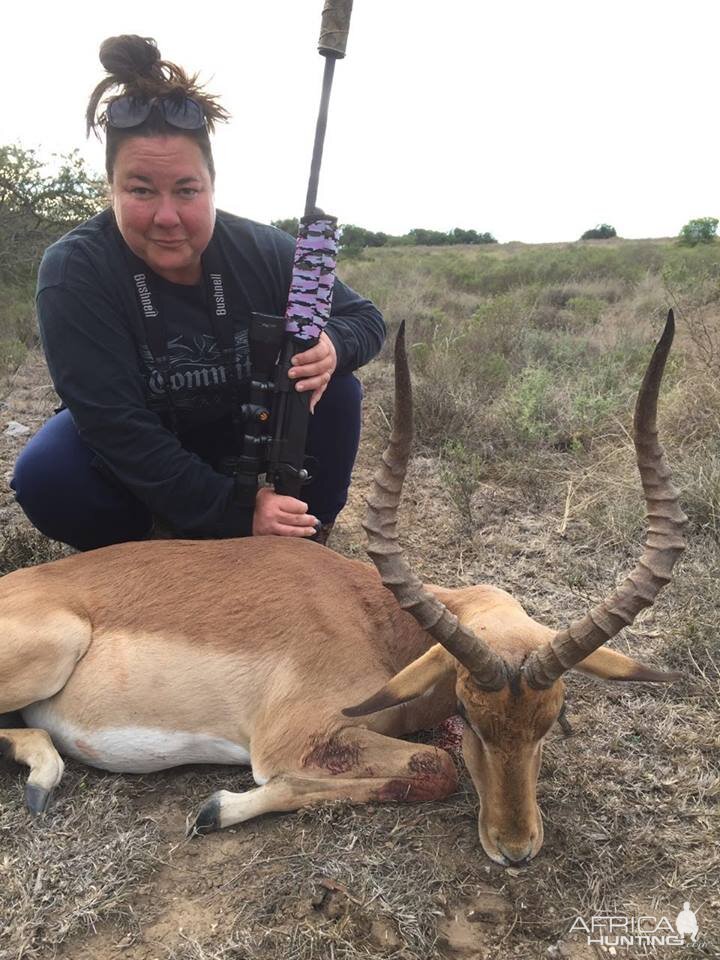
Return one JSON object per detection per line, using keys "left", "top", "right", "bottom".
{"left": 429, "top": 584, "right": 555, "bottom": 664}
{"left": 340, "top": 582, "right": 678, "bottom": 864}
{"left": 0, "top": 537, "right": 447, "bottom": 805}
{"left": 0, "top": 536, "right": 677, "bottom": 864}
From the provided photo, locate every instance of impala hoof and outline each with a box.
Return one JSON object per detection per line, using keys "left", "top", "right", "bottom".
{"left": 25, "top": 783, "right": 51, "bottom": 816}
{"left": 189, "top": 794, "right": 222, "bottom": 836}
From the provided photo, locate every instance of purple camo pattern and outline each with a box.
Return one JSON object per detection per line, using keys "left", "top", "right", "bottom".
{"left": 285, "top": 216, "right": 339, "bottom": 341}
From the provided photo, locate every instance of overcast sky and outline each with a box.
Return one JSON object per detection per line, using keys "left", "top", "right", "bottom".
{"left": 1, "top": 0, "right": 717, "bottom": 243}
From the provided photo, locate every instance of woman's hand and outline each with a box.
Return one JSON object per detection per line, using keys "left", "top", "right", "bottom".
{"left": 252, "top": 486, "right": 318, "bottom": 537}
{"left": 288, "top": 331, "right": 337, "bottom": 413}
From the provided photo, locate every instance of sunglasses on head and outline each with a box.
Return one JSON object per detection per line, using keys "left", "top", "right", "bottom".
{"left": 106, "top": 95, "right": 206, "bottom": 131}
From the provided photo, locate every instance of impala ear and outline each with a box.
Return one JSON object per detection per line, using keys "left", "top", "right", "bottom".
{"left": 574, "top": 646, "right": 682, "bottom": 682}
{"left": 342, "top": 645, "right": 455, "bottom": 717}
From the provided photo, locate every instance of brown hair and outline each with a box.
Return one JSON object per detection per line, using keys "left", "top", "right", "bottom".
{"left": 86, "top": 35, "right": 230, "bottom": 182}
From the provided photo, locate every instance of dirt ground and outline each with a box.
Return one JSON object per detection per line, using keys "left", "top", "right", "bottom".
{"left": 0, "top": 353, "right": 717, "bottom": 960}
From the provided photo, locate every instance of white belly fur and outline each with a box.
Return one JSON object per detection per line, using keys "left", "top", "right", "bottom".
{"left": 22, "top": 700, "right": 258, "bottom": 778}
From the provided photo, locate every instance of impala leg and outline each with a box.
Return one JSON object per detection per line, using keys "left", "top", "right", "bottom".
{"left": 0, "top": 728, "right": 64, "bottom": 814}
{"left": 192, "top": 728, "right": 458, "bottom": 833}
{"left": 0, "top": 608, "right": 91, "bottom": 813}
{"left": 0, "top": 608, "right": 91, "bottom": 715}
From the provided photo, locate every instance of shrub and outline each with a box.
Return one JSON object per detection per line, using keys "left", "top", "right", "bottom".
{"left": 0, "top": 144, "right": 105, "bottom": 286}
{"left": 531, "top": 288, "right": 606, "bottom": 330}
{"left": 270, "top": 217, "right": 299, "bottom": 237}
{"left": 0, "top": 144, "right": 105, "bottom": 359}
{"left": 407, "top": 227, "right": 450, "bottom": 246}
{"left": 439, "top": 438, "right": 488, "bottom": 533}
{"left": 340, "top": 224, "right": 387, "bottom": 249}
{"left": 566, "top": 295, "right": 604, "bottom": 326}
{"left": 581, "top": 224, "right": 617, "bottom": 240}
{"left": 447, "top": 228, "right": 497, "bottom": 245}
{"left": 678, "top": 217, "right": 718, "bottom": 246}
{"left": 469, "top": 293, "right": 529, "bottom": 366}
{"left": 402, "top": 227, "right": 497, "bottom": 247}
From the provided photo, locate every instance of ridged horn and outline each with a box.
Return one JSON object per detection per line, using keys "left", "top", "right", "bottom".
{"left": 363, "top": 322, "right": 507, "bottom": 691}
{"left": 524, "top": 311, "right": 687, "bottom": 689}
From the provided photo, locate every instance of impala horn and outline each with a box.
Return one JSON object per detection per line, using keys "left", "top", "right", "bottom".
{"left": 524, "top": 311, "right": 688, "bottom": 689}
{"left": 363, "top": 322, "right": 507, "bottom": 691}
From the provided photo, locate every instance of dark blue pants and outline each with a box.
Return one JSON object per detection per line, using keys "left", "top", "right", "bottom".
{"left": 11, "top": 373, "right": 362, "bottom": 551}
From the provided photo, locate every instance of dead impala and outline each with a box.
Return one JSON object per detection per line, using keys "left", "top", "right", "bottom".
{"left": 0, "top": 313, "right": 685, "bottom": 865}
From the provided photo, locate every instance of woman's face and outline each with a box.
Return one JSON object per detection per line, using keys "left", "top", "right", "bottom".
{"left": 111, "top": 135, "right": 215, "bottom": 285}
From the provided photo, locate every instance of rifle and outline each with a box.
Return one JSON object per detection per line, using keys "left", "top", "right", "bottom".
{"left": 224, "top": 1, "right": 354, "bottom": 510}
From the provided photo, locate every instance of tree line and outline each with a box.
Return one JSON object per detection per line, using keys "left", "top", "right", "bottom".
{"left": 579, "top": 219, "right": 719, "bottom": 245}
{"left": 1, "top": 145, "right": 717, "bottom": 293}
{"left": 271, "top": 218, "right": 497, "bottom": 253}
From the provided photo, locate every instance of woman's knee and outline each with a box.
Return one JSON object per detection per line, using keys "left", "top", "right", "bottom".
{"left": 11, "top": 421, "right": 69, "bottom": 508}
{"left": 11, "top": 411, "right": 151, "bottom": 550}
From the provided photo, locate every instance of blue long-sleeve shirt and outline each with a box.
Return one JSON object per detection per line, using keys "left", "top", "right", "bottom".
{"left": 37, "top": 208, "right": 385, "bottom": 537}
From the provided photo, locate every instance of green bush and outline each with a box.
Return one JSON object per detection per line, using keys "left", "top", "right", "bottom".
{"left": 447, "top": 227, "right": 497, "bottom": 245}
{"left": 440, "top": 438, "right": 488, "bottom": 532}
{"left": 503, "top": 366, "right": 557, "bottom": 443}
{"left": 340, "top": 224, "right": 387, "bottom": 249}
{"left": 270, "top": 217, "right": 299, "bottom": 237}
{"left": 0, "top": 146, "right": 105, "bottom": 281}
{"left": 566, "top": 295, "right": 604, "bottom": 326}
{"left": 385, "top": 227, "right": 497, "bottom": 248}
{"left": 469, "top": 293, "right": 528, "bottom": 364}
{"left": 0, "top": 144, "right": 105, "bottom": 360}
{"left": 581, "top": 224, "right": 617, "bottom": 240}
{"left": 678, "top": 216, "right": 718, "bottom": 246}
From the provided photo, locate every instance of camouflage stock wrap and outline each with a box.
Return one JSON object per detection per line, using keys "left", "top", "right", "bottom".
{"left": 284, "top": 215, "right": 339, "bottom": 342}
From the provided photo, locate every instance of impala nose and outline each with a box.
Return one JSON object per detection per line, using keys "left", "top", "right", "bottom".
{"left": 497, "top": 843, "right": 534, "bottom": 867}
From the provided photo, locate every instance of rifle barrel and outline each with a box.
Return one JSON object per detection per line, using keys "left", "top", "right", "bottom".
{"left": 304, "top": 55, "right": 337, "bottom": 218}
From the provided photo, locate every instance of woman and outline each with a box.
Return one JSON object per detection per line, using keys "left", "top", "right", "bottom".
{"left": 11, "top": 35, "right": 385, "bottom": 551}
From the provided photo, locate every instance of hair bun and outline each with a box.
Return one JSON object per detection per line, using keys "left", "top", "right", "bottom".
{"left": 99, "top": 35, "right": 161, "bottom": 83}
{"left": 86, "top": 35, "right": 230, "bottom": 139}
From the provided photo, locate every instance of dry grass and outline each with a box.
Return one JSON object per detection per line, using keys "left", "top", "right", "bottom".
{"left": 0, "top": 766, "right": 163, "bottom": 960}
